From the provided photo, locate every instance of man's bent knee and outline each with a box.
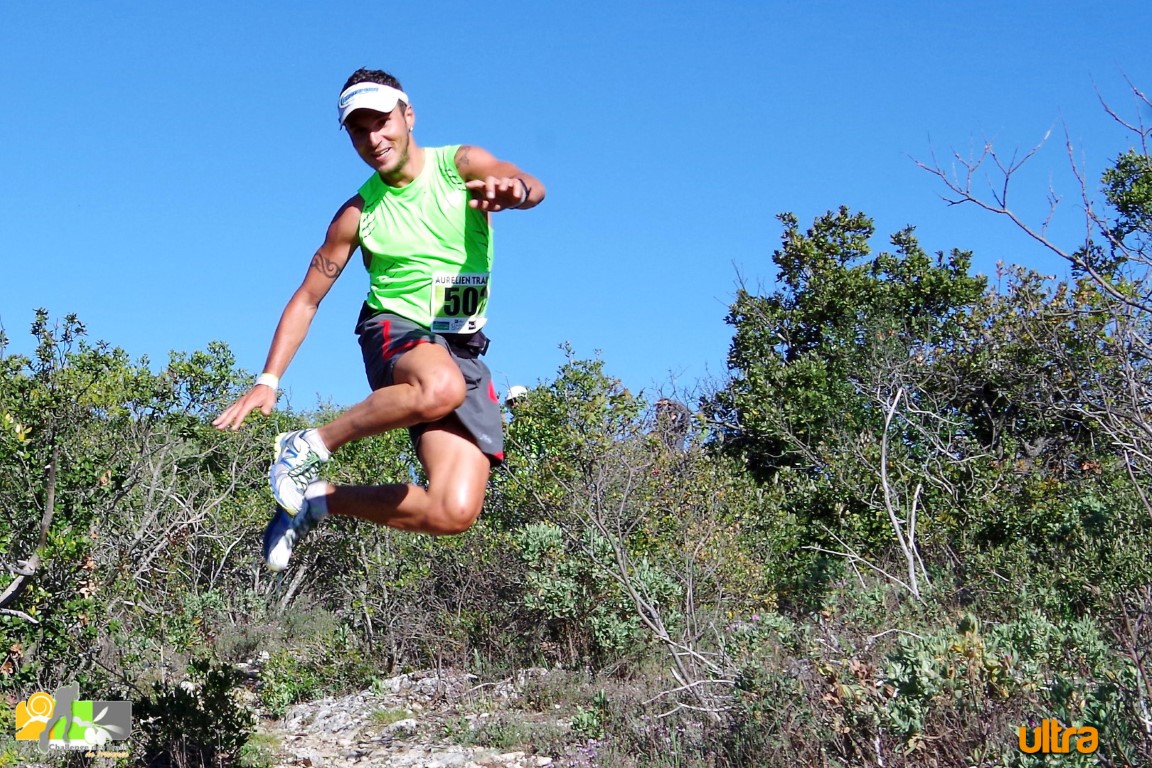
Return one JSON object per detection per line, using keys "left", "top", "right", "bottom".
{"left": 415, "top": 372, "right": 466, "bottom": 422}
{"left": 396, "top": 346, "right": 466, "bottom": 422}
{"left": 424, "top": 498, "right": 482, "bottom": 536}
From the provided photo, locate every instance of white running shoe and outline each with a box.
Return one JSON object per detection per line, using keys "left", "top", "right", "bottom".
{"left": 269, "top": 430, "right": 330, "bottom": 515}
{"left": 262, "top": 500, "right": 327, "bottom": 571}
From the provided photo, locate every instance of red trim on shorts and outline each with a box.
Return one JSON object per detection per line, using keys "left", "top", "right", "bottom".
{"left": 391, "top": 339, "right": 426, "bottom": 357}
{"left": 494, "top": 451, "right": 505, "bottom": 461}
{"left": 380, "top": 318, "right": 430, "bottom": 359}
{"left": 487, "top": 381, "right": 499, "bottom": 402}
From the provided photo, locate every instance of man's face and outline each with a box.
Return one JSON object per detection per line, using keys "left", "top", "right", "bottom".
{"left": 344, "top": 105, "right": 414, "bottom": 177}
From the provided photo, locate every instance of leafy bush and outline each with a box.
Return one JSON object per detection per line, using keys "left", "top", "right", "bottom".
{"left": 134, "top": 658, "right": 256, "bottom": 768}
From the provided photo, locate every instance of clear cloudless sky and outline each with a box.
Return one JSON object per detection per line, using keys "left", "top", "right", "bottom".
{"left": 3, "top": 2, "right": 1151, "bottom": 409}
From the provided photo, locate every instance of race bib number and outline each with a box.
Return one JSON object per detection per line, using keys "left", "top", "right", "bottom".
{"left": 431, "top": 272, "right": 490, "bottom": 333}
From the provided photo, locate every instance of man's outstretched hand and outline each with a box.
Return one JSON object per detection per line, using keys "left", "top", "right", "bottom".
{"left": 465, "top": 176, "right": 528, "bottom": 212}
{"left": 212, "top": 384, "right": 277, "bottom": 431}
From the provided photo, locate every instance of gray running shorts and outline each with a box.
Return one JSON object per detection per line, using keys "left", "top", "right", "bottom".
{"left": 355, "top": 306, "right": 504, "bottom": 465}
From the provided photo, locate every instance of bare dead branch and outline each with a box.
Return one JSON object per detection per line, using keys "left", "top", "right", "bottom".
{"left": 0, "top": 608, "right": 38, "bottom": 624}
{"left": 805, "top": 536, "right": 915, "bottom": 596}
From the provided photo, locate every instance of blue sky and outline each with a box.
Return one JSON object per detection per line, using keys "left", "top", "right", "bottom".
{"left": 3, "top": 2, "right": 1150, "bottom": 409}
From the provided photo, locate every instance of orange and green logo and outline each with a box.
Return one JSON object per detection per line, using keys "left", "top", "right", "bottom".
{"left": 1018, "top": 719, "right": 1098, "bottom": 754}
{"left": 14, "top": 683, "right": 132, "bottom": 752}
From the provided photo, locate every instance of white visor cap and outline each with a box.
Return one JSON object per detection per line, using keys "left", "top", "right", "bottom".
{"left": 337, "top": 83, "right": 410, "bottom": 126}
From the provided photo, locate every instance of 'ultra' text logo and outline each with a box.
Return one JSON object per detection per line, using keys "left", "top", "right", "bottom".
{"left": 1018, "top": 719, "right": 1098, "bottom": 754}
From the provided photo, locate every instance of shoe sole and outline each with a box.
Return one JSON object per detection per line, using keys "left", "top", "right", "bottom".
{"left": 262, "top": 504, "right": 291, "bottom": 571}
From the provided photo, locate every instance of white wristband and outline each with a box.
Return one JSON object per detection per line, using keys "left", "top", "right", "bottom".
{"left": 256, "top": 373, "right": 280, "bottom": 390}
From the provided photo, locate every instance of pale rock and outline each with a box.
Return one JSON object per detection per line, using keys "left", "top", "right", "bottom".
{"left": 385, "top": 717, "right": 420, "bottom": 737}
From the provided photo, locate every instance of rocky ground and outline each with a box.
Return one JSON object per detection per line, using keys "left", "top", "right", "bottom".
{"left": 6, "top": 668, "right": 609, "bottom": 767}
{"left": 256, "top": 669, "right": 605, "bottom": 768}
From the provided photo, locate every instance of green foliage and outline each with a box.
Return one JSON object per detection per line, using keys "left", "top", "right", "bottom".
{"left": 876, "top": 610, "right": 1140, "bottom": 764}
{"left": 135, "top": 658, "right": 257, "bottom": 767}
{"left": 707, "top": 210, "right": 995, "bottom": 608}
{"left": 516, "top": 523, "right": 581, "bottom": 621}
{"left": 713, "top": 208, "right": 985, "bottom": 482}
{"left": 495, "top": 352, "right": 788, "bottom": 670}
{"left": 1097, "top": 148, "right": 1152, "bottom": 272}
{"left": 491, "top": 349, "right": 646, "bottom": 530}
{"left": 0, "top": 313, "right": 118, "bottom": 688}
{"left": 0, "top": 310, "right": 261, "bottom": 697}
{"left": 370, "top": 707, "right": 410, "bottom": 726}
{"left": 570, "top": 690, "right": 609, "bottom": 739}
{"left": 258, "top": 650, "right": 326, "bottom": 719}
{"left": 439, "top": 715, "right": 473, "bottom": 742}
{"left": 236, "top": 733, "right": 279, "bottom": 768}
{"left": 514, "top": 523, "right": 680, "bottom": 659}
{"left": 705, "top": 198, "right": 1152, "bottom": 621}
{"left": 709, "top": 572, "right": 1152, "bottom": 766}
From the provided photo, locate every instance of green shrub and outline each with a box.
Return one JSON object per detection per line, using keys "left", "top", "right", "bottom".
{"left": 134, "top": 657, "right": 256, "bottom": 767}
{"left": 514, "top": 522, "right": 682, "bottom": 662}
{"left": 258, "top": 650, "right": 326, "bottom": 719}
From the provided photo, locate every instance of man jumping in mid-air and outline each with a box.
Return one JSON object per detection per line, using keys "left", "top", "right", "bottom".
{"left": 213, "top": 68, "right": 545, "bottom": 569}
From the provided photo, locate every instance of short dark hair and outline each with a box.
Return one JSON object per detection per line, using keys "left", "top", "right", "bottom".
{"left": 342, "top": 68, "right": 405, "bottom": 99}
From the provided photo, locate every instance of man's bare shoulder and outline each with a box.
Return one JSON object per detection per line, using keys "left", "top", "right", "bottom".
{"left": 324, "top": 195, "right": 366, "bottom": 245}
{"left": 454, "top": 145, "right": 498, "bottom": 178}
{"left": 335, "top": 194, "right": 365, "bottom": 219}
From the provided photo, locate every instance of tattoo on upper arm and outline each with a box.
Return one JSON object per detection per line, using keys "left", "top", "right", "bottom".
{"left": 310, "top": 251, "right": 344, "bottom": 279}
{"left": 457, "top": 145, "right": 473, "bottom": 170}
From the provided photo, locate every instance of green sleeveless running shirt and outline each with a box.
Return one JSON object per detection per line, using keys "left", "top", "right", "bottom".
{"left": 357, "top": 145, "right": 493, "bottom": 333}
